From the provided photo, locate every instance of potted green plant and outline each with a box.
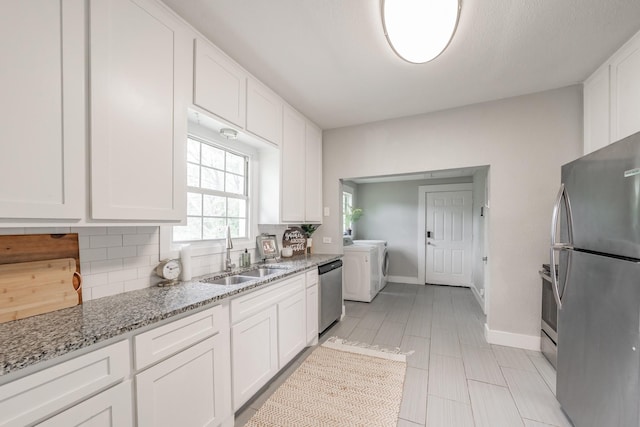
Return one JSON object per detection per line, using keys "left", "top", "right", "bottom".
{"left": 301, "top": 224, "right": 319, "bottom": 254}
{"left": 345, "top": 207, "right": 363, "bottom": 235}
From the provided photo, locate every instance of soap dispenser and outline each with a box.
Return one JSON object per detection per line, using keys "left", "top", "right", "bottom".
{"left": 240, "top": 248, "right": 251, "bottom": 267}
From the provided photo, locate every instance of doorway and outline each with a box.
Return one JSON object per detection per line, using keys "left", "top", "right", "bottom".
{"left": 418, "top": 183, "right": 473, "bottom": 287}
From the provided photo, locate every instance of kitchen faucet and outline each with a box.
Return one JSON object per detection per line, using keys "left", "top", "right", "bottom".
{"left": 225, "top": 226, "right": 235, "bottom": 271}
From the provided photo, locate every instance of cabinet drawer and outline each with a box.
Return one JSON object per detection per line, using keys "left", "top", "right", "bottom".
{"left": 134, "top": 305, "right": 227, "bottom": 370}
{"left": 231, "top": 274, "right": 304, "bottom": 324}
{"left": 37, "top": 380, "right": 133, "bottom": 427}
{"left": 305, "top": 268, "right": 318, "bottom": 287}
{"left": 0, "top": 340, "right": 129, "bottom": 427}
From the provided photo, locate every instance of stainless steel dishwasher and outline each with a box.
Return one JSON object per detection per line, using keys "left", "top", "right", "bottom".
{"left": 318, "top": 259, "right": 343, "bottom": 333}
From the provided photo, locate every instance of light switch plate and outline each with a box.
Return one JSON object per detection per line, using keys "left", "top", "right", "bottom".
{"left": 323, "top": 237, "right": 332, "bottom": 244}
{"left": 323, "top": 207, "right": 330, "bottom": 216}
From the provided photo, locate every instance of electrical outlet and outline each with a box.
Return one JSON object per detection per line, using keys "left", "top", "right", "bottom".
{"left": 323, "top": 237, "right": 332, "bottom": 244}
{"left": 323, "top": 207, "right": 330, "bottom": 216}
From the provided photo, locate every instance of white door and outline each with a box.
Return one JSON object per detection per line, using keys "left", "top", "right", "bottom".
{"left": 425, "top": 191, "right": 472, "bottom": 286}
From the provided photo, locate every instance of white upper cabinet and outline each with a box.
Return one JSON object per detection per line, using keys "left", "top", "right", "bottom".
{"left": 584, "top": 29, "right": 640, "bottom": 154}
{"left": 281, "top": 106, "right": 307, "bottom": 223}
{"left": 260, "top": 104, "right": 323, "bottom": 224}
{"left": 0, "top": 0, "right": 84, "bottom": 220}
{"left": 89, "top": 0, "right": 189, "bottom": 221}
{"left": 194, "top": 38, "right": 247, "bottom": 128}
{"left": 246, "top": 77, "right": 283, "bottom": 146}
{"left": 305, "top": 122, "right": 323, "bottom": 223}
{"left": 611, "top": 33, "right": 640, "bottom": 142}
{"left": 583, "top": 65, "right": 610, "bottom": 154}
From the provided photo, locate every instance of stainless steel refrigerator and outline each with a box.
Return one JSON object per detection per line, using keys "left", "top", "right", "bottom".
{"left": 552, "top": 130, "right": 640, "bottom": 427}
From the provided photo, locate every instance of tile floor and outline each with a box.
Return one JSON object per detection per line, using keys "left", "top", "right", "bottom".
{"left": 235, "top": 283, "right": 573, "bottom": 427}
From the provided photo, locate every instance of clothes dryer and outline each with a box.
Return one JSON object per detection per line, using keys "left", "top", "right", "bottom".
{"left": 342, "top": 244, "right": 379, "bottom": 302}
{"left": 353, "top": 240, "right": 389, "bottom": 291}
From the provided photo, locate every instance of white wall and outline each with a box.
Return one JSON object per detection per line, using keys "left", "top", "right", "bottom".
{"left": 471, "top": 168, "right": 488, "bottom": 301}
{"left": 317, "top": 85, "right": 583, "bottom": 347}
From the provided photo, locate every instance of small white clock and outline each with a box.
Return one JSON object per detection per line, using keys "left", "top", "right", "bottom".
{"left": 156, "top": 259, "right": 181, "bottom": 281}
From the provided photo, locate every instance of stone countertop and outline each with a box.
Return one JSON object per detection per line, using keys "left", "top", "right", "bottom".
{"left": 0, "top": 254, "right": 341, "bottom": 379}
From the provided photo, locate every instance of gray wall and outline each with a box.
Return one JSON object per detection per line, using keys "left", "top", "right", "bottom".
{"left": 317, "top": 85, "right": 583, "bottom": 344}
{"left": 355, "top": 177, "right": 472, "bottom": 278}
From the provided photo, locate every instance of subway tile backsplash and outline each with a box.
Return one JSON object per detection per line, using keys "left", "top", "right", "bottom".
{"left": 0, "top": 224, "right": 294, "bottom": 301}
{"left": 0, "top": 226, "right": 162, "bottom": 301}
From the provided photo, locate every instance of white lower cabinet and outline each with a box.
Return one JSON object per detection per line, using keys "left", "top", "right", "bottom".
{"left": 306, "top": 285, "right": 319, "bottom": 345}
{"left": 136, "top": 333, "right": 231, "bottom": 427}
{"left": 230, "top": 272, "right": 311, "bottom": 411}
{"left": 231, "top": 306, "right": 278, "bottom": 410}
{"left": 134, "top": 304, "right": 232, "bottom": 427}
{"left": 277, "top": 290, "right": 307, "bottom": 367}
{"left": 305, "top": 269, "right": 319, "bottom": 345}
{"left": 37, "top": 381, "right": 133, "bottom": 427}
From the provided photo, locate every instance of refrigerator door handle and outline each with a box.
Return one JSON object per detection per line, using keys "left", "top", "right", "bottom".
{"left": 550, "top": 183, "right": 574, "bottom": 309}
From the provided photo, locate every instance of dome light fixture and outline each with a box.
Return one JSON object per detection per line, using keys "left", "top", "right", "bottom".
{"left": 219, "top": 128, "right": 238, "bottom": 140}
{"left": 382, "top": 0, "right": 461, "bottom": 64}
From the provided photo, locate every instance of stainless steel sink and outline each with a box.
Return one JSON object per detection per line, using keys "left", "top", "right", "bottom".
{"left": 202, "top": 275, "right": 255, "bottom": 286}
{"left": 238, "top": 268, "right": 284, "bottom": 278}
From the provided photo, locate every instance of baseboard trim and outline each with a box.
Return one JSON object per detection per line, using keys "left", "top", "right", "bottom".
{"left": 469, "top": 284, "right": 486, "bottom": 315}
{"left": 484, "top": 324, "right": 541, "bottom": 350}
{"left": 387, "top": 275, "right": 420, "bottom": 285}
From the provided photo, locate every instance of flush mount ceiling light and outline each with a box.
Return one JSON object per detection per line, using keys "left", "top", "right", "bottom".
{"left": 382, "top": 0, "right": 461, "bottom": 64}
{"left": 219, "top": 128, "right": 238, "bottom": 140}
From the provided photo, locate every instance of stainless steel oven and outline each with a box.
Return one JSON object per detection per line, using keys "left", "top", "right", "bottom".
{"left": 539, "top": 264, "right": 557, "bottom": 368}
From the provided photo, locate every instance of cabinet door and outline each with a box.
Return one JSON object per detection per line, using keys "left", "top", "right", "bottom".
{"left": 136, "top": 333, "right": 232, "bottom": 427}
{"left": 611, "top": 34, "right": 640, "bottom": 141}
{"left": 37, "top": 381, "right": 133, "bottom": 427}
{"left": 306, "top": 284, "right": 319, "bottom": 344}
{"left": 194, "top": 38, "right": 246, "bottom": 127}
{"left": 90, "top": 0, "right": 189, "bottom": 221}
{"left": 281, "top": 106, "right": 306, "bottom": 222}
{"left": 0, "top": 0, "right": 83, "bottom": 219}
{"left": 231, "top": 306, "right": 278, "bottom": 410}
{"left": 304, "top": 122, "right": 323, "bottom": 222}
{"left": 277, "top": 290, "right": 307, "bottom": 368}
{"left": 246, "top": 77, "right": 282, "bottom": 146}
{"left": 583, "top": 65, "right": 611, "bottom": 154}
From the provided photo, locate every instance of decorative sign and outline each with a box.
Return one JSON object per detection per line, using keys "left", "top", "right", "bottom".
{"left": 282, "top": 227, "right": 307, "bottom": 256}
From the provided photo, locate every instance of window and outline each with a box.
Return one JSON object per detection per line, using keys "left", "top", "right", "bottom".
{"left": 173, "top": 136, "right": 248, "bottom": 242}
{"left": 343, "top": 191, "right": 353, "bottom": 234}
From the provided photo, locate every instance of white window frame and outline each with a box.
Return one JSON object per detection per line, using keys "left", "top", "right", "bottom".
{"left": 160, "top": 127, "right": 259, "bottom": 259}
{"left": 342, "top": 184, "right": 354, "bottom": 234}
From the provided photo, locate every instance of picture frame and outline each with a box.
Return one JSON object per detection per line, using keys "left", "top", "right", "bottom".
{"left": 256, "top": 234, "right": 280, "bottom": 260}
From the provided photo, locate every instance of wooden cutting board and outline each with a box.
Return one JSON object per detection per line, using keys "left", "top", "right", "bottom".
{"left": 0, "top": 233, "right": 81, "bottom": 301}
{"left": 0, "top": 258, "right": 81, "bottom": 323}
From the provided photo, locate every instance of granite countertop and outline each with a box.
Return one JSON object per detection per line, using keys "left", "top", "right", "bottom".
{"left": 0, "top": 254, "right": 341, "bottom": 379}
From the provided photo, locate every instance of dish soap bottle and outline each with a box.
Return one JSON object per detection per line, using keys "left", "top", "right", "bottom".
{"left": 240, "top": 248, "right": 251, "bottom": 267}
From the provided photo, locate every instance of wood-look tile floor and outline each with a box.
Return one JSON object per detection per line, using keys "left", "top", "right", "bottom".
{"left": 235, "top": 283, "right": 572, "bottom": 427}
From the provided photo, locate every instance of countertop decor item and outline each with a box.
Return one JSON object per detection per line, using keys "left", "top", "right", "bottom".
{"left": 282, "top": 227, "right": 306, "bottom": 256}
{"left": 245, "top": 337, "right": 407, "bottom": 426}
{"left": 0, "top": 258, "right": 81, "bottom": 323}
{"left": 0, "top": 234, "right": 82, "bottom": 302}
{"left": 256, "top": 234, "right": 279, "bottom": 260}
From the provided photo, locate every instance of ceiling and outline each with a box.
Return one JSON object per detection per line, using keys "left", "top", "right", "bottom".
{"left": 163, "top": 0, "right": 640, "bottom": 130}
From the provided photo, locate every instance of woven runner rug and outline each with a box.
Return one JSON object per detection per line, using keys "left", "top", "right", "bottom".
{"left": 245, "top": 337, "right": 407, "bottom": 426}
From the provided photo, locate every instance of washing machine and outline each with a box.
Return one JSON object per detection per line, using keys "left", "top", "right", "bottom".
{"left": 353, "top": 240, "right": 389, "bottom": 292}
{"left": 342, "top": 241, "right": 379, "bottom": 302}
